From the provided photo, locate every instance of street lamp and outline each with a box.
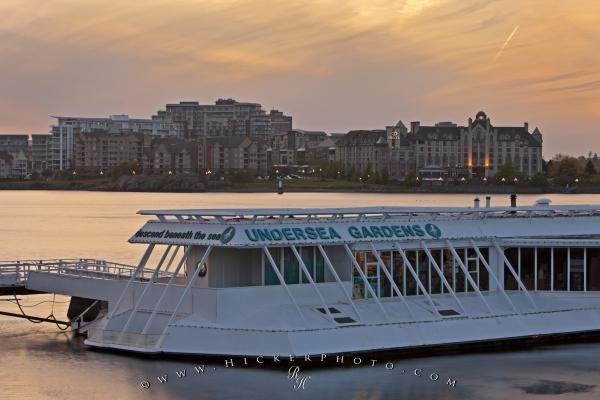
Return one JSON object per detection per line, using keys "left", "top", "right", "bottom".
{"left": 483, "top": 177, "right": 487, "bottom": 182}
{"left": 501, "top": 177, "right": 506, "bottom": 182}
{"left": 575, "top": 178, "right": 580, "bottom": 183}
{"left": 513, "top": 177, "right": 518, "bottom": 183}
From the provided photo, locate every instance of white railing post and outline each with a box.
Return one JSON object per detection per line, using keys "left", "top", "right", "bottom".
{"left": 343, "top": 244, "right": 389, "bottom": 321}
{"left": 263, "top": 247, "right": 308, "bottom": 326}
{"left": 290, "top": 246, "right": 334, "bottom": 323}
{"left": 141, "top": 245, "right": 193, "bottom": 335}
{"left": 584, "top": 247, "right": 587, "bottom": 292}
{"left": 121, "top": 245, "right": 173, "bottom": 334}
{"left": 421, "top": 241, "right": 467, "bottom": 316}
{"left": 317, "top": 245, "right": 362, "bottom": 321}
{"left": 161, "top": 246, "right": 214, "bottom": 337}
{"left": 368, "top": 243, "right": 415, "bottom": 320}
{"left": 107, "top": 244, "right": 155, "bottom": 320}
{"left": 445, "top": 240, "right": 495, "bottom": 316}
{"left": 492, "top": 239, "right": 538, "bottom": 310}
{"left": 393, "top": 242, "right": 440, "bottom": 317}
{"left": 469, "top": 240, "right": 519, "bottom": 315}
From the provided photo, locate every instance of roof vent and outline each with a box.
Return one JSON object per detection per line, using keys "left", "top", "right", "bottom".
{"left": 534, "top": 198, "right": 552, "bottom": 207}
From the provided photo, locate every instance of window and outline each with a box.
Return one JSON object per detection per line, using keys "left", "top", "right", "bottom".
{"left": 263, "top": 247, "right": 325, "bottom": 286}
{"left": 504, "top": 248, "right": 518, "bottom": 290}
{"left": 553, "top": 248, "right": 568, "bottom": 291}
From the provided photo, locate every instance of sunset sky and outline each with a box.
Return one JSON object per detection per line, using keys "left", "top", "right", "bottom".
{"left": 0, "top": 0, "right": 599, "bottom": 156}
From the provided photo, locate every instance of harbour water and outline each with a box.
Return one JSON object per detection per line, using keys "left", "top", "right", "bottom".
{"left": 1, "top": 190, "right": 600, "bottom": 399}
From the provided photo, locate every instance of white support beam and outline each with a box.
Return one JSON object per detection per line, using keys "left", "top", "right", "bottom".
{"left": 492, "top": 240, "right": 538, "bottom": 310}
{"left": 567, "top": 247, "right": 571, "bottom": 291}
{"left": 393, "top": 242, "right": 440, "bottom": 318}
{"left": 469, "top": 240, "right": 519, "bottom": 315}
{"left": 317, "top": 245, "right": 362, "bottom": 321}
{"left": 421, "top": 241, "right": 467, "bottom": 316}
{"left": 445, "top": 240, "right": 495, "bottom": 316}
{"left": 263, "top": 247, "right": 308, "bottom": 327}
{"left": 121, "top": 245, "right": 173, "bottom": 333}
{"left": 162, "top": 245, "right": 181, "bottom": 273}
{"left": 141, "top": 246, "right": 192, "bottom": 335}
{"left": 584, "top": 247, "right": 587, "bottom": 292}
{"left": 290, "top": 246, "right": 334, "bottom": 324}
{"left": 368, "top": 243, "right": 415, "bottom": 320}
{"left": 162, "top": 246, "right": 214, "bottom": 336}
{"left": 107, "top": 244, "right": 155, "bottom": 321}
{"left": 534, "top": 247, "right": 538, "bottom": 292}
{"left": 343, "top": 244, "right": 389, "bottom": 321}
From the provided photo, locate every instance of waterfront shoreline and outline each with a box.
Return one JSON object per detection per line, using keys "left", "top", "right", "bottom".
{"left": 0, "top": 178, "right": 594, "bottom": 194}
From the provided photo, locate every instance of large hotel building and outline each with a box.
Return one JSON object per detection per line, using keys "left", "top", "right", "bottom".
{"left": 337, "top": 111, "right": 543, "bottom": 179}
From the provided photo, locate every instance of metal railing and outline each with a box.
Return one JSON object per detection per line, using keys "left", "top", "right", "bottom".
{"left": 137, "top": 204, "right": 600, "bottom": 224}
{"left": 0, "top": 259, "right": 173, "bottom": 287}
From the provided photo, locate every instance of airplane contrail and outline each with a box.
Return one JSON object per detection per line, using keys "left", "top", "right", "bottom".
{"left": 493, "top": 25, "right": 519, "bottom": 63}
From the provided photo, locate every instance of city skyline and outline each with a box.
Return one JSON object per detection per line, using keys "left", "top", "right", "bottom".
{"left": 1, "top": 0, "right": 599, "bottom": 157}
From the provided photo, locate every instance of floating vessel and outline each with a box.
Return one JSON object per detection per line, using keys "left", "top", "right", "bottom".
{"left": 4, "top": 198, "right": 600, "bottom": 356}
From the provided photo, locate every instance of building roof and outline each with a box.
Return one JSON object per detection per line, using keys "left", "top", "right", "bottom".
{"left": 207, "top": 136, "right": 253, "bottom": 148}
{"left": 413, "top": 125, "right": 462, "bottom": 140}
{"left": 336, "top": 130, "right": 387, "bottom": 146}
{"left": 495, "top": 127, "right": 541, "bottom": 146}
{"left": 394, "top": 120, "right": 407, "bottom": 129}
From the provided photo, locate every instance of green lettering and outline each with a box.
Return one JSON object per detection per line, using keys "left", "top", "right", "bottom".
{"left": 305, "top": 227, "right": 318, "bottom": 240}
{"left": 282, "top": 228, "right": 295, "bottom": 240}
{"left": 413, "top": 225, "right": 425, "bottom": 237}
{"left": 316, "top": 227, "right": 329, "bottom": 239}
{"left": 361, "top": 227, "right": 374, "bottom": 238}
{"left": 392, "top": 226, "right": 405, "bottom": 237}
{"left": 292, "top": 228, "right": 306, "bottom": 240}
{"left": 270, "top": 229, "right": 283, "bottom": 240}
{"left": 348, "top": 226, "right": 362, "bottom": 239}
{"left": 329, "top": 227, "right": 341, "bottom": 239}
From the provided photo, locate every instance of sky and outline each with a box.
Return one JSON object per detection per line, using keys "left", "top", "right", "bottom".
{"left": 0, "top": 0, "right": 599, "bottom": 157}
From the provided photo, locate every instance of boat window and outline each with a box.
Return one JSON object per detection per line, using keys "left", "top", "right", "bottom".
{"left": 392, "top": 251, "right": 405, "bottom": 296}
{"left": 570, "top": 248, "right": 584, "bottom": 291}
{"left": 429, "top": 249, "right": 443, "bottom": 295}
{"left": 553, "top": 248, "right": 568, "bottom": 291}
{"left": 263, "top": 247, "right": 326, "bottom": 286}
{"left": 520, "top": 248, "right": 535, "bottom": 290}
{"left": 504, "top": 248, "right": 519, "bottom": 290}
{"left": 587, "top": 248, "right": 600, "bottom": 291}
{"left": 283, "top": 248, "right": 300, "bottom": 284}
{"left": 537, "top": 248, "right": 552, "bottom": 290}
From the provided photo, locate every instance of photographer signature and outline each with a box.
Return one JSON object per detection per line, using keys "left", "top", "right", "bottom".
{"left": 288, "top": 366, "right": 310, "bottom": 390}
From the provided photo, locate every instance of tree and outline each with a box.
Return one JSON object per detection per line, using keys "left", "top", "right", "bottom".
{"left": 380, "top": 168, "right": 390, "bottom": 184}
{"left": 530, "top": 173, "right": 548, "bottom": 188}
{"left": 551, "top": 156, "right": 581, "bottom": 184}
{"left": 496, "top": 162, "right": 518, "bottom": 181}
{"left": 584, "top": 159, "right": 597, "bottom": 175}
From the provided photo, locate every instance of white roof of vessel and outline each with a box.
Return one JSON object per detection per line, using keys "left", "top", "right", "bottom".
{"left": 138, "top": 204, "right": 600, "bottom": 217}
